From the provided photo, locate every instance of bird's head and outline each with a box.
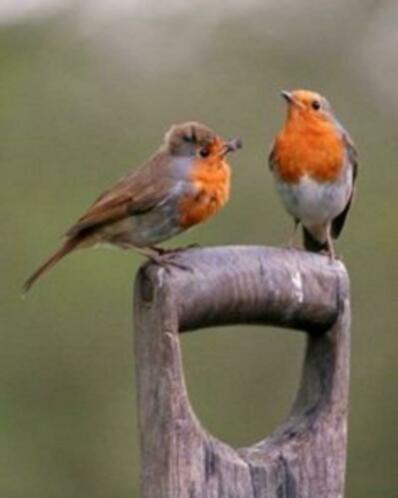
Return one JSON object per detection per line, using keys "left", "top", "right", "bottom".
{"left": 281, "top": 89, "right": 335, "bottom": 126}
{"left": 164, "top": 121, "right": 242, "bottom": 160}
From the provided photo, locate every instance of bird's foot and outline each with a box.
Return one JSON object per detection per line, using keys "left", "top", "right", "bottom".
{"left": 319, "top": 248, "right": 342, "bottom": 263}
{"left": 146, "top": 249, "right": 192, "bottom": 272}
{"left": 123, "top": 245, "right": 191, "bottom": 271}
{"left": 148, "top": 246, "right": 168, "bottom": 255}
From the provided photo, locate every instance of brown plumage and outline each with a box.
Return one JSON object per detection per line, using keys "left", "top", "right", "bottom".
{"left": 23, "top": 122, "right": 242, "bottom": 293}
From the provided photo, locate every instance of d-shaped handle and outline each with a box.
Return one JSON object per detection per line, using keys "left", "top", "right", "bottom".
{"left": 134, "top": 246, "right": 350, "bottom": 498}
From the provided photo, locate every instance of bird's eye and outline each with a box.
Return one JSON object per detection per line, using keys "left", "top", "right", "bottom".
{"left": 312, "top": 100, "right": 321, "bottom": 111}
{"left": 183, "top": 134, "right": 194, "bottom": 143}
{"left": 199, "top": 147, "right": 210, "bottom": 158}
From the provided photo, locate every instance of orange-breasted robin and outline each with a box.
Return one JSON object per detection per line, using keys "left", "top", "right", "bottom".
{"left": 269, "top": 89, "right": 358, "bottom": 258}
{"left": 23, "top": 122, "right": 242, "bottom": 293}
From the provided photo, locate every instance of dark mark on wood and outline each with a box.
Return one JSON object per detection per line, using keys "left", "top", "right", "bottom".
{"left": 139, "top": 266, "right": 155, "bottom": 303}
{"left": 277, "top": 456, "right": 297, "bottom": 498}
{"left": 205, "top": 441, "right": 217, "bottom": 481}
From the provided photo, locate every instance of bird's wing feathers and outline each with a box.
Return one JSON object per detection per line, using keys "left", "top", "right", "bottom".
{"left": 342, "top": 130, "right": 359, "bottom": 181}
{"left": 268, "top": 143, "right": 277, "bottom": 171}
{"left": 66, "top": 153, "right": 181, "bottom": 238}
{"left": 332, "top": 131, "right": 358, "bottom": 239}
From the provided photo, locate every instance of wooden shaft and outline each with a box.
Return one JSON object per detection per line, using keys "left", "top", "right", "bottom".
{"left": 134, "top": 246, "right": 350, "bottom": 498}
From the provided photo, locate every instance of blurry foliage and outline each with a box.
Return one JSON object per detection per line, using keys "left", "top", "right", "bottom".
{"left": 1, "top": 1, "right": 397, "bottom": 497}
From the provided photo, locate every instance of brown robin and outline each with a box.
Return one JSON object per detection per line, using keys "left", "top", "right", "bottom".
{"left": 23, "top": 122, "right": 242, "bottom": 293}
{"left": 269, "top": 89, "right": 358, "bottom": 258}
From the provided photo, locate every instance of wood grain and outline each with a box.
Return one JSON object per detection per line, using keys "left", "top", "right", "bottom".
{"left": 134, "top": 246, "right": 350, "bottom": 498}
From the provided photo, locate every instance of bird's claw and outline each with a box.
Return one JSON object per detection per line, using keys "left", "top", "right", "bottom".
{"left": 148, "top": 251, "right": 192, "bottom": 272}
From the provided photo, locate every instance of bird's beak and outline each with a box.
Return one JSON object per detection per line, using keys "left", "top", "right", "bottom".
{"left": 220, "top": 137, "right": 243, "bottom": 158}
{"left": 281, "top": 90, "right": 303, "bottom": 108}
{"left": 281, "top": 90, "right": 294, "bottom": 103}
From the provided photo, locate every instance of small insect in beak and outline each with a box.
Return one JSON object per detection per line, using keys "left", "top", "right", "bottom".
{"left": 220, "top": 137, "right": 243, "bottom": 158}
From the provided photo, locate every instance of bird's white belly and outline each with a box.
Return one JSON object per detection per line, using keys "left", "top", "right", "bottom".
{"left": 276, "top": 169, "right": 352, "bottom": 226}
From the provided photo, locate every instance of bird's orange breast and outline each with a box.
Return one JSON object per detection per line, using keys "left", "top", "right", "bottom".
{"left": 179, "top": 157, "right": 231, "bottom": 229}
{"left": 274, "top": 120, "right": 345, "bottom": 184}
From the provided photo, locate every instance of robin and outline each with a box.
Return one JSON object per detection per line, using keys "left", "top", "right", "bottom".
{"left": 269, "top": 89, "right": 358, "bottom": 258}
{"left": 23, "top": 122, "right": 242, "bottom": 293}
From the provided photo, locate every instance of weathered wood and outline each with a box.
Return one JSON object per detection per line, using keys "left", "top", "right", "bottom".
{"left": 134, "top": 246, "right": 350, "bottom": 498}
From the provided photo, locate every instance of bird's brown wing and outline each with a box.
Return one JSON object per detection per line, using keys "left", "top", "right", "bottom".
{"left": 268, "top": 143, "right": 277, "bottom": 171}
{"left": 66, "top": 153, "right": 178, "bottom": 238}
{"left": 332, "top": 132, "right": 359, "bottom": 239}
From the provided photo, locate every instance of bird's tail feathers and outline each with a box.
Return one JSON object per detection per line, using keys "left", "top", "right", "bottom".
{"left": 302, "top": 226, "right": 328, "bottom": 253}
{"left": 22, "top": 238, "right": 79, "bottom": 295}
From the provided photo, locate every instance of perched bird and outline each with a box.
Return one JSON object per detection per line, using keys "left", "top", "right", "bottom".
{"left": 269, "top": 89, "right": 358, "bottom": 258}
{"left": 23, "top": 122, "right": 242, "bottom": 293}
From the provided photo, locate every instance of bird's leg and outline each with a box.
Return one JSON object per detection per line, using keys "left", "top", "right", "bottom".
{"left": 148, "top": 246, "right": 167, "bottom": 255}
{"left": 115, "top": 244, "right": 163, "bottom": 261}
{"left": 111, "top": 239, "right": 191, "bottom": 271}
{"left": 325, "top": 226, "right": 336, "bottom": 261}
{"left": 132, "top": 246, "right": 164, "bottom": 261}
{"left": 139, "top": 246, "right": 191, "bottom": 272}
{"left": 287, "top": 219, "right": 300, "bottom": 249}
{"left": 180, "top": 243, "right": 201, "bottom": 250}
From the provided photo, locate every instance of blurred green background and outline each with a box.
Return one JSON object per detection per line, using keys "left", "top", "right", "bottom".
{"left": 2, "top": 0, "right": 397, "bottom": 496}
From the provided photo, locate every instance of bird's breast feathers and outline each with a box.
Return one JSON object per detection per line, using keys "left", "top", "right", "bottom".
{"left": 275, "top": 163, "right": 353, "bottom": 226}
{"left": 178, "top": 158, "right": 231, "bottom": 229}
{"left": 273, "top": 123, "right": 345, "bottom": 183}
